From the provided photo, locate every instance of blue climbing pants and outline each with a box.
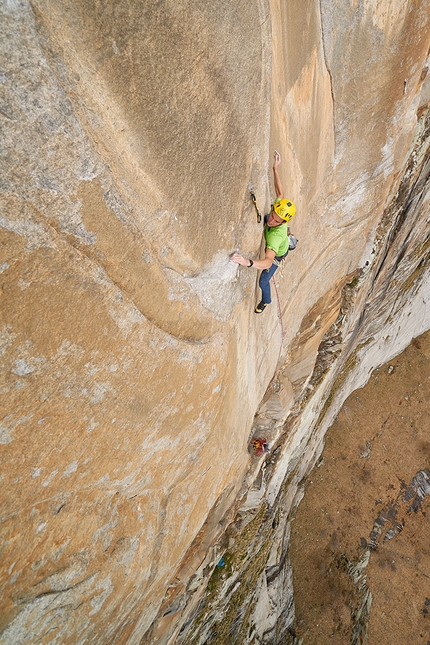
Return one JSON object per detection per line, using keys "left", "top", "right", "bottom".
{"left": 259, "top": 262, "right": 279, "bottom": 304}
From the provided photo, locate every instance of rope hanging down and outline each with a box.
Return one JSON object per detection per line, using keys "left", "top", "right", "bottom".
{"left": 270, "top": 274, "right": 285, "bottom": 385}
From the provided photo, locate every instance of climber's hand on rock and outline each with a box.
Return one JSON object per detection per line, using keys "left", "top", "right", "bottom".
{"left": 273, "top": 150, "right": 281, "bottom": 167}
{"left": 230, "top": 253, "right": 248, "bottom": 266}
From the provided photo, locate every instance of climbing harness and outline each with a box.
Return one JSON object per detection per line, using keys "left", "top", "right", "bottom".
{"left": 273, "top": 255, "right": 286, "bottom": 269}
{"left": 250, "top": 191, "right": 262, "bottom": 223}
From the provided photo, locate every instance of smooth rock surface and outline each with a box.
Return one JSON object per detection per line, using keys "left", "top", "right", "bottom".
{"left": 1, "top": 1, "right": 430, "bottom": 644}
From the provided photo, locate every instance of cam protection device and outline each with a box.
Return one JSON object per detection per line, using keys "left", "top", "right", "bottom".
{"left": 273, "top": 199, "right": 296, "bottom": 221}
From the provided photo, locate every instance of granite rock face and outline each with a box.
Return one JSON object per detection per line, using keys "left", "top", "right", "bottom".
{"left": 1, "top": 1, "right": 429, "bottom": 644}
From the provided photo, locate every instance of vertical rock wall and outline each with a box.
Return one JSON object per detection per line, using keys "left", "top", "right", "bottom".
{"left": 170, "top": 0, "right": 430, "bottom": 643}
{"left": 1, "top": 1, "right": 274, "bottom": 643}
{"left": 1, "top": 1, "right": 429, "bottom": 645}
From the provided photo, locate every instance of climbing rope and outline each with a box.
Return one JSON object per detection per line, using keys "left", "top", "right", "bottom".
{"left": 270, "top": 274, "right": 285, "bottom": 385}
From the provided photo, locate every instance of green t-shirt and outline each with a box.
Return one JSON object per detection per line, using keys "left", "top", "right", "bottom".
{"left": 264, "top": 223, "right": 289, "bottom": 256}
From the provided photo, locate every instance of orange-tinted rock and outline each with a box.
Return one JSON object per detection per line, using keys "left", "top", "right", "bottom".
{"left": 1, "top": 0, "right": 430, "bottom": 644}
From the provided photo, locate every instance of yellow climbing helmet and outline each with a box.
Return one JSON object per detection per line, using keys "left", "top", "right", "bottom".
{"left": 273, "top": 199, "right": 296, "bottom": 222}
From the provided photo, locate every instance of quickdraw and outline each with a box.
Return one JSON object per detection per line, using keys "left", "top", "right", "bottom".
{"left": 250, "top": 191, "right": 262, "bottom": 223}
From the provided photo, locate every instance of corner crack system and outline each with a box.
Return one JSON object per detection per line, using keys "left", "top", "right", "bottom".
{"left": 318, "top": 0, "right": 336, "bottom": 149}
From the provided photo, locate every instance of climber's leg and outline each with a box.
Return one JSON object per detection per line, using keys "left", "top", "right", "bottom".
{"left": 257, "top": 262, "right": 278, "bottom": 309}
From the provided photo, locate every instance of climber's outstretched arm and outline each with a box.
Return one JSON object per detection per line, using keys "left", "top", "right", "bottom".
{"left": 273, "top": 150, "right": 284, "bottom": 199}
{"left": 230, "top": 248, "right": 276, "bottom": 270}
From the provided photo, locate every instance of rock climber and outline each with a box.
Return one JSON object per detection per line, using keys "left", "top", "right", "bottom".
{"left": 230, "top": 151, "right": 296, "bottom": 313}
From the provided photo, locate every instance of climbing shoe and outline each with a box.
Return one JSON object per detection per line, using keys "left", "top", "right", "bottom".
{"left": 255, "top": 300, "right": 268, "bottom": 314}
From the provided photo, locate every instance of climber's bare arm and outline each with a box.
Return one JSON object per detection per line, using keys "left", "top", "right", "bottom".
{"left": 273, "top": 150, "right": 284, "bottom": 199}
{"left": 230, "top": 248, "right": 276, "bottom": 270}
